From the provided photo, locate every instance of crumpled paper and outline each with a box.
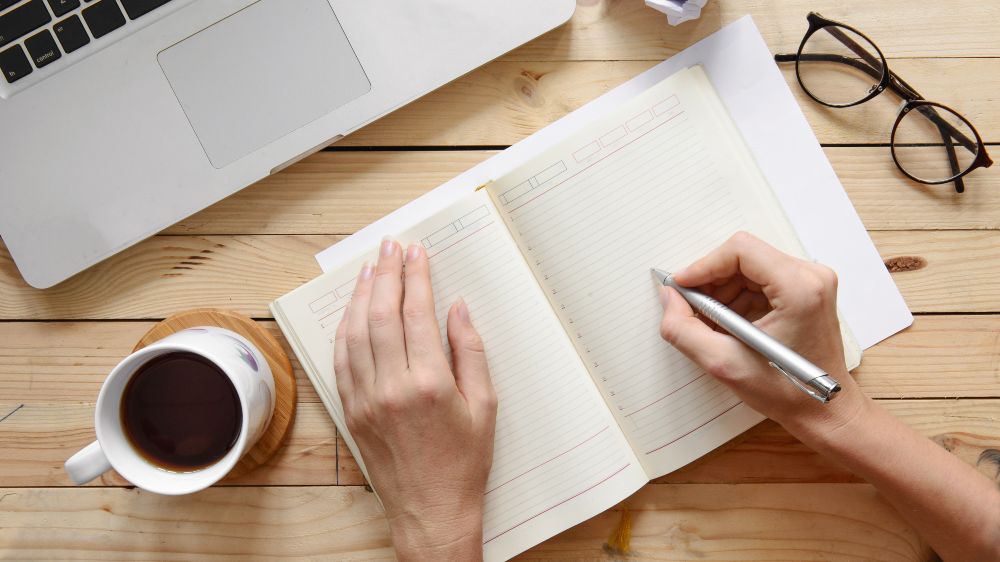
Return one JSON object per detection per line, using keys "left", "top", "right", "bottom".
{"left": 645, "top": 0, "right": 708, "bottom": 26}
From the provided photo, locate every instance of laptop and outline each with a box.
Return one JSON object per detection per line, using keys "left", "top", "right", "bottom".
{"left": 0, "top": 0, "right": 576, "bottom": 288}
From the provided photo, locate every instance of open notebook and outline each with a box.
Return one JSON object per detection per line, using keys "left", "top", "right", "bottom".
{"left": 272, "top": 66, "right": 861, "bottom": 562}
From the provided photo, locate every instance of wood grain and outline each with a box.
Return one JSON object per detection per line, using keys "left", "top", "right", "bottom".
{"left": 336, "top": 59, "right": 999, "bottom": 147}
{"left": 0, "top": 235, "right": 337, "bottom": 320}
{"left": 0, "top": 483, "right": 931, "bottom": 561}
{"left": 4, "top": 398, "right": 1000, "bottom": 489}
{"left": 3, "top": 316, "right": 999, "bottom": 405}
{"left": 2, "top": 231, "right": 999, "bottom": 319}
{"left": 871, "top": 230, "right": 1000, "bottom": 313}
{"left": 164, "top": 149, "right": 1000, "bottom": 236}
{"left": 500, "top": 0, "right": 1000, "bottom": 61}
{"left": 132, "top": 309, "right": 296, "bottom": 480}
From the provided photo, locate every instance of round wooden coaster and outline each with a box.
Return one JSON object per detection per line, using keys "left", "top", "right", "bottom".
{"left": 133, "top": 308, "right": 296, "bottom": 480}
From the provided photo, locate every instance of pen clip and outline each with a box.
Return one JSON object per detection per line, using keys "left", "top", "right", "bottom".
{"left": 768, "top": 361, "right": 828, "bottom": 403}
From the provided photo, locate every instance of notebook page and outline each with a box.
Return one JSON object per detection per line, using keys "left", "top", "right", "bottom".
{"left": 272, "top": 189, "right": 646, "bottom": 562}
{"left": 486, "top": 66, "right": 822, "bottom": 479}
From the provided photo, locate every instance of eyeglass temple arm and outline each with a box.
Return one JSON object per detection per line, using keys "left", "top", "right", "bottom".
{"left": 938, "top": 122, "right": 966, "bottom": 193}
{"left": 774, "top": 52, "right": 979, "bottom": 153}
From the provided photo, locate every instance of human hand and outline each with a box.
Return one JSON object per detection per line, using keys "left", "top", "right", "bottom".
{"left": 334, "top": 238, "right": 498, "bottom": 562}
{"left": 658, "top": 232, "right": 868, "bottom": 435}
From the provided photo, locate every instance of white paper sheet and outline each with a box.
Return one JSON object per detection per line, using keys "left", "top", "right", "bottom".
{"left": 316, "top": 15, "right": 913, "bottom": 349}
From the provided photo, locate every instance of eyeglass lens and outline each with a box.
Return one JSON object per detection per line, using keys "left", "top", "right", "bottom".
{"left": 797, "top": 25, "right": 885, "bottom": 107}
{"left": 893, "top": 104, "right": 980, "bottom": 183}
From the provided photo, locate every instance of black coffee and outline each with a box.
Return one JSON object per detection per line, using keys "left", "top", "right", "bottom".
{"left": 121, "top": 352, "right": 242, "bottom": 471}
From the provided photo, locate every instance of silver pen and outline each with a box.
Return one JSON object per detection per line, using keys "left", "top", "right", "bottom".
{"left": 652, "top": 268, "right": 841, "bottom": 403}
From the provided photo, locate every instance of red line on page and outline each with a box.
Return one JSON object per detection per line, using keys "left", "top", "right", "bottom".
{"left": 625, "top": 374, "right": 706, "bottom": 418}
{"left": 485, "top": 426, "right": 609, "bottom": 496}
{"left": 483, "top": 463, "right": 631, "bottom": 545}
{"left": 508, "top": 110, "right": 685, "bottom": 213}
{"left": 644, "top": 401, "right": 743, "bottom": 455}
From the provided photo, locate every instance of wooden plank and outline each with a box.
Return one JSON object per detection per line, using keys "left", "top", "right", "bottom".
{"left": 854, "top": 315, "right": 1000, "bottom": 399}
{"left": 3, "top": 231, "right": 999, "bottom": 319}
{"left": 0, "top": 321, "right": 319, "bottom": 404}
{"left": 0, "top": 235, "right": 337, "bottom": 320}
{"left": 502, "top": 0, "right": 1000, "bottom": 61}
{"left": 828, "top": 148, "right": 1000, "bottom": 231}
{"left": 6, "top": 396, "right": 998, "bottom": 489}
{"left": 0, "top": 483, "right": 929, "bottom": 560}
{"left": 872, "top": 230, "right": 1000, "bottom": 313}
{"left": 335, "top": 59, "right": 1000, "bottom": 147}
{"left": 166, "top": 149, "right": 1000, "bottom": 236}
{"left": 0, "top": 486, "right": 392, "bottom": 561}
{"left": 521, "top": 483, "right": 930, "bottom": 561}
{"left": 0, "top": 402, "right": 336, "bottom": 488}
{"left": 3, "top": 316, "right": 998, "bottom": 405}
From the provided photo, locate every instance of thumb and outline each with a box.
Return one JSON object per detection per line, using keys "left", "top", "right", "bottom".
{"left": 659, "top": 286, "right": 735, "bottom": 375}
{"left": 447, "top": 299, "right": 498, "bottom": 415}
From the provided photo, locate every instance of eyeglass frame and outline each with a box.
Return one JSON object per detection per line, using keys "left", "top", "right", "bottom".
{"left": 774, "top": 12, "right": 993, "bottom": 193}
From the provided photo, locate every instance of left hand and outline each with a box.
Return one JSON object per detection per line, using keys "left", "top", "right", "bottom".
{"left": 334, "top": 238, "right": 498, "bottom": 562}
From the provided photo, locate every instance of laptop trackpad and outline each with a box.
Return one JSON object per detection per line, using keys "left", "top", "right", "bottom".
{"left": 158, "top": 0, "right": 371, "bottom": 169}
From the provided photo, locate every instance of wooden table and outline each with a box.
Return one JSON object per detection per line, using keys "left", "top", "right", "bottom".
{"left": 2, "top": 1, "right": 998, "bottom": 559}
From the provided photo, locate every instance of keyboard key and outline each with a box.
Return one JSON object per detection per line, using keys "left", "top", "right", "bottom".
{"left": 47, "top": 0, "right": 80, "bottom": 18}
{"left": 24, "top": 28, "right": 60, "bottom": 68}
{"left": 0, "top": 43, "right": 31, "bottom": 83}
{"left": 82, "top": 0, "right": 124, "bottom": 39}
{"left": 54, "top": 14, "right": 89, "bottom": 53}
{"left": 120, "top": 0, "right": 172, "bottom": 20}
{"left": 0, "top": 0, "right": 21, "bottom": 12}
{"left": 0, "top": 0, "right": 51, "bottom": 49}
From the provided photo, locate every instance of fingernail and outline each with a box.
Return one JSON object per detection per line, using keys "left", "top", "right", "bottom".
{"left": 380, "top": 237, "right": 396, "bottom": 258}
{"left": 659, "top": 287, "right": 670, "bottom": 310}
{"left": 405, "top": 244, "right": 421, "bottom": 262}
{"left": 457, "top": 298, "right": 470, "bottom": 322}
{"left": 360, "top": 262, "right": 374, "bottom": 280}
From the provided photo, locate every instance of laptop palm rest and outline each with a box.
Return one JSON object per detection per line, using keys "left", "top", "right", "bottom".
{"left": 158, "top": 0, "right": 371, "bottom": 169}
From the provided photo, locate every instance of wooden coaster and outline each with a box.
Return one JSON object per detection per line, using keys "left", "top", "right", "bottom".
{"left": 133, "top": 308, "right": 296, "bottom": 480}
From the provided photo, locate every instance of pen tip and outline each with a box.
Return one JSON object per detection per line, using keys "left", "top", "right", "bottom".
{"left": 650, "top": 268, "right": 670, "bottom": 285}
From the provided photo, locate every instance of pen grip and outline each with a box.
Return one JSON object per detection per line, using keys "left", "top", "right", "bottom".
{"left": 671, "top": 283, "right": 829, "bottom": 384}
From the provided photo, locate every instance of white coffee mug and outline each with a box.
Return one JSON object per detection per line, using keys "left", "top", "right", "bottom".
{"left": 64, "top": 326, "right": 275, "bottom": 495}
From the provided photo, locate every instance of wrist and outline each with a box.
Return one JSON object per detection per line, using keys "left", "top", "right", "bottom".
{"left": 389, "top": 508, "right": 484, "bottom": 562}
{"left": 778, "top": 380, "right": 874, "bottom": 449}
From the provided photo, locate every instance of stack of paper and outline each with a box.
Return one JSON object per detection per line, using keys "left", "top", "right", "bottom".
{"left": 646, "top": 0, "right": 708, "bottom": 26}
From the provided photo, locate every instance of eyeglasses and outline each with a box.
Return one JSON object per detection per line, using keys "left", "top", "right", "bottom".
{"left": 775, "top": 12, "right": 992, "bottom": 193}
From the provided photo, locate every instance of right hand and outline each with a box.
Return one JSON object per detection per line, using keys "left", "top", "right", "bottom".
{"left": 658, "top": 232, "right": 868, "bottom": 434}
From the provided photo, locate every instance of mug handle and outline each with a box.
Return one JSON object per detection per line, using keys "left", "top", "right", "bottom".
{"left": 64, "top": 441, "right": 112, "bottom": 485}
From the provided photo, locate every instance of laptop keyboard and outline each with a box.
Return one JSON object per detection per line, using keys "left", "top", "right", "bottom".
{"left": 0, "top": 0, "right": 174, "bottom": 84}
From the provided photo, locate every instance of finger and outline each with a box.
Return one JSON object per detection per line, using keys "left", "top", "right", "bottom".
{"left": 333, "top": 303, "right": 356, "bottom": 408}
{"left": 347, "top": 262, "right": 377, "bottom": 389}
{"left": 448, "top": 299, "right": 497, "bottom": 416}
{"left": 659, "top": 286, "right": 738, "bottom": 375}
{"left": 369, "top": 238, "right": 408, "bottom": 377}
{"left": 711, "top": 276, "right": 745, "bottom": 305}
{"left": 402, "top": 244, "right": 448, "bottom": 370}
{"left": 728, "top": 290, "right": 769, "bottom": 319}
{"left": 674, "top": 232, "right": 799, "bottom": 291}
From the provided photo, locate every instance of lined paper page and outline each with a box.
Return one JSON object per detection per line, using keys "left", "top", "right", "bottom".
{"left": 488, "top": 66, "right": 814, "bottom": 478}
{"left": 273, "top": 190, "right": 646, "bottom": 562}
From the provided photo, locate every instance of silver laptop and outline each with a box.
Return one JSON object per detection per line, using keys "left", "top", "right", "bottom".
{"left": 0, "top": 0, "right": 575, "bottom": 288}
